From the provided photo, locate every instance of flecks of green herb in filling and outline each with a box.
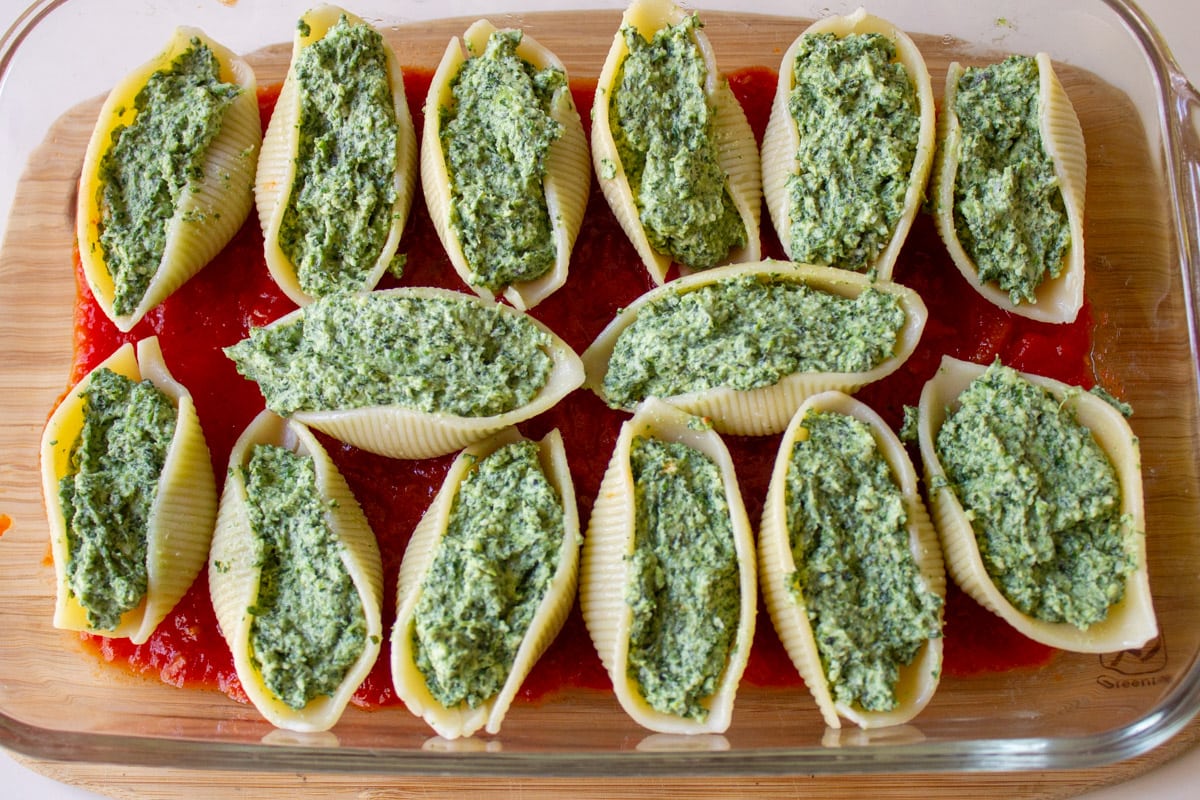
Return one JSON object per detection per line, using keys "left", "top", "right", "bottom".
{"left": 785, "top": 411, "right": 941, "bottom": 712}
{"left": 58, "top": 368, "right": 177, "bottom": 630}
{"left": 244, "top": 444, "right": 366, "bottom": 710}
{"left": 786, "top": 33, "right": 919, "bottom": 272}
{"left": 626, "top": 436, "right": 739, "bottom": 721}
{"left": 442, "top": 30, "right": 565, "bottom": 292}
{"left": 602, "top": 274, "right": 906, "bottom": 409}
{"left": 610, "top": 15, "right": 746, "bottom": 269}
{"left": 952, "top": 55, "right": 1071, "bottom": 304}
{"left": 936, "top": 362, "right": 1135, "bottom": 628}
{"left": 278, "top": 15, "right": 399, "bottom": 297}
{"left": 224, "top": 292, "right": 554, "bottom": 417}
{"left": 413, "top": 440, "right": 565, "bottom": 708}
{"left": 96, "top": 41, "right": 240, "bottom": 316}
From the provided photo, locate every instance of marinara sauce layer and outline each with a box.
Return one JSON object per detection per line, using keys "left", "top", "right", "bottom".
{"left": 74, "top": 68, "right": 1088, "bottom": 708}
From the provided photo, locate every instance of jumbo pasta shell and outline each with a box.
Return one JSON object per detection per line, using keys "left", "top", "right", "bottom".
{"left": 932, "top": 54, "right": 1086, "bottom": 323}
{"left": 760, "top": 9, "right": 934, "bottom": 281}
{"left": 917, "top": 356, "right": 1155, "bottom": 651}
{"left": 421, "top": 20, "right": 589, "bottom": 310}
{"left": 208, "top": 410, "right": 383, "bottom": 732}
{"left": 579, "top": 398, "right": 756, "bottom": 734}
{"left": 391, "top": 428, "right": 580, "bottom": 739}
{"left": 255, "top": 5, "right": 417, "bottom": 305}
{"left": 581, "top": 260, "right": 927, "bottom": 436}
{"left": 41, "top": 337, "right": 217, "bottom": 645}
{"left": 591, "top": 0, "right": 761, "bottom": 285}
{"left": 759, "top": 391, "right": 944, "bottom": 729}
{"left": 76, "top": 28, "right": 260, "bottom": 332}
{"left": 228, "top": 287, "right": 584, "bottom": 459}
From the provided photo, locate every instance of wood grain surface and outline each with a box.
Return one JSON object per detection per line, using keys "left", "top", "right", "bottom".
{"left": 2, "top": 9, "right": 1199, "bottom": 799}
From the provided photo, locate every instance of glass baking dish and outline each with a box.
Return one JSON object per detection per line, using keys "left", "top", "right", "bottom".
{"left": 2, "top": 0, "right": 1199, "bottom": 780}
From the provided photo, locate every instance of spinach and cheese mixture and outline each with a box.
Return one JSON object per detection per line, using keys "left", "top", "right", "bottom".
{"left": 96, "top": 40, "right": 240, "bottom": 316}
{"left": 952, "top": 55, "right": 1070, "bottom": 304}
{"left": 786, "top": 33, "right": 919, "bottom": 272}
{"left": 225, "top": 292, "right": 554, "bottom": 417}
{"left": 626, "top": 436, "right": 740, "bottom": 721}
{"left": 442, "top": 30, "right": 565, "bottom": 292}
{"left": 412, "top": 440, "right": 565, "bottom": 708}
{"left": 602, "top": 274, "right": 906, "bottom": 408}
{"left": 58, "top": 368, "right": 178, "bottom": 630}
{"left": 936, "top": 362, "right": 1136, "bottom": 628}
{"left": 786, "top": 411, "right": 941, "bottom": 712}
{"left": 610, "top": 15, "right": 746, "bottom": 269}
{"left": 278, "top": 15, "right": 399, "bottom": 297}
{"left": 244, "top": 444, "right": 367, "bottom": 710}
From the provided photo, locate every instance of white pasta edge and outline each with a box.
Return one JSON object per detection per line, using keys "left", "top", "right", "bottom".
{"left": 759, "top": 390, "right": 945, "bottom": 730}
{"left": 208, "top": 410, "right": 384, "bottom": 732}
{"left": 390, "top": 428, "right": 581, "bottom": 739}
{"left": 580, "top": 397, "right": 756, "bottom": 734}
{"left": 916, "top": 355, "right": 1156, "bottom": 652}
{"left": 580, "top": 260, "right": 927, "bottom": 436}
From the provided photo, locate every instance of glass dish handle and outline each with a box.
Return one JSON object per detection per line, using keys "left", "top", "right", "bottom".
{"left": 1167, "top": 69, "right": 1200, "bottom": 311}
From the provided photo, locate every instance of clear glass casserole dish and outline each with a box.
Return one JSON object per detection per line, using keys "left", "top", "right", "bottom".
{"left": 1, "top": 0, "right": 1198, "bottom": 783}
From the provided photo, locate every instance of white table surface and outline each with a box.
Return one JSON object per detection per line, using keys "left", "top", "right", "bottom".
{"left": 2, "top": 0, "right": 1198, "bottom": 796}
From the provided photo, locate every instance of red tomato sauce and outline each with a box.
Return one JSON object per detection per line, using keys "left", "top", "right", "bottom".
{"left": 76, "top": 67, "right": 1080, "bottom": 710}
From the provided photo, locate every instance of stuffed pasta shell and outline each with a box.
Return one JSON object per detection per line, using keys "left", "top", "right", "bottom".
{"left": 760, "top": 9, "right": 934, "bottom": 280}
{"left": 592, "top": 0, "right": 761, "bottom": 285}
{"left": 255, "top": 5, "right": 417, "bottom": 305}
{"left": 224, "top": 287, "right": 584, "bottom": 459}
{"left": 918, "top": 357, "right": 1155, "bottom": 651}
{"left": 421, "top": 20, "right": 588, "bottom": 310}
{"left": 77, "top": 28, "right": 260, "bottom": 332}
{"left": 391, "top": 428, "right": 580, "bottom": 739}
{"left": 40, "top": 337, "right": 216, "bottom": 644}
{"left": 931, "top": 54, "right": 1086, "bottom": 323}
{"left": 580, "top": 398, "right": 756, "bottom": 734}
{"left": 759, "top": 392, "right": 944, "bottom": 729}
{"left": 208, "top": 411, "right": 383, "bottom": 732}
{"left": 581, "top": 260, "right": 927, "bottom": 436}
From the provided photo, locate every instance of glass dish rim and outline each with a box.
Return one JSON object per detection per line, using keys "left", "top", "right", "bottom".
{"left": 1, "top": 0, "right": 1199, "bottom": 778}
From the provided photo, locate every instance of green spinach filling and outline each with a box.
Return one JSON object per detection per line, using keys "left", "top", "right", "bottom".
{"left": 58, "top": 368, "right": 177, "bottom": 630}
{"left": 602, "top": 273, "right": 906, "bottom": 409}
{"left": 627, "top": 436, "right": 740, "bottom": 721}
{"left": 244, "top": 444, "right": 367, "bottom": 710}
{"left": 443, "top": 30, "right": 565, "bottom": 292}
{"left": 786, "top": 411, "right": 941, "bottom": 712}
{"left": 225, "top": 292, "right": 554, "bottom": 417}
{"left": 952, "top": 55, "right": 1070, "bottom": 304}
{"left": 936, "top": 362, "right": 1135, "bottom": 628}
{"left": 413, "top": 440, "right": 565, "bottom": 708}
{"left": 278, "top": 15, "right": 399, "bottom": 297}
{"left": 96, "top": 40, "right": 240, "bottom": 316}
{"left": 786, "top": 33, "right": 919, "bottom": 272}
{"left": 610, "top": 15, "right": 746, "bottom": 269}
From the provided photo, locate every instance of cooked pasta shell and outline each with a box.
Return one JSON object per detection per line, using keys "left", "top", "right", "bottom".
{"left": 208, "top": 410, "right": 383, "bottom": 732}
{"left": 931, "top": 54, "right": 1086, "bottom": 323}
{"left": 760, "top": 8, "right": 934, "bottom": 280}
{"left": 227, "top": 287, "right": 584, "bottom": 459}
{"left": 76, "top": 28, "right": 260, "bottom": 332}
{"left": 580, "top": 398, "right": 756, "bottom": 734}
{"left": 255, "top": 5, "right": 417, "bottom": 306}
{"left": 40, "top": 337, "right": 217, "bottom": 645}
{"left": 917, "top": 356, "right": 1155, "bottom": 651}
{"left": 759, "top": 391, "right": 944, "bottom": 729}
{"left": 591, "top": 0, "right": 761, "bottom": 285}
{"left": 421, "top": 20, "right": 589, "bottom": 310}
{"left": 391, "top": 428, "right": 581, "bottom": 739}
{"left": 581, "top": 260, "right": 927, "bottom": 436}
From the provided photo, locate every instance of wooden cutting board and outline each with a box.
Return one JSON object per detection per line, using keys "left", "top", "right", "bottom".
{"left": 3, "top": 8, "right": 1199, "bottom": 799}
